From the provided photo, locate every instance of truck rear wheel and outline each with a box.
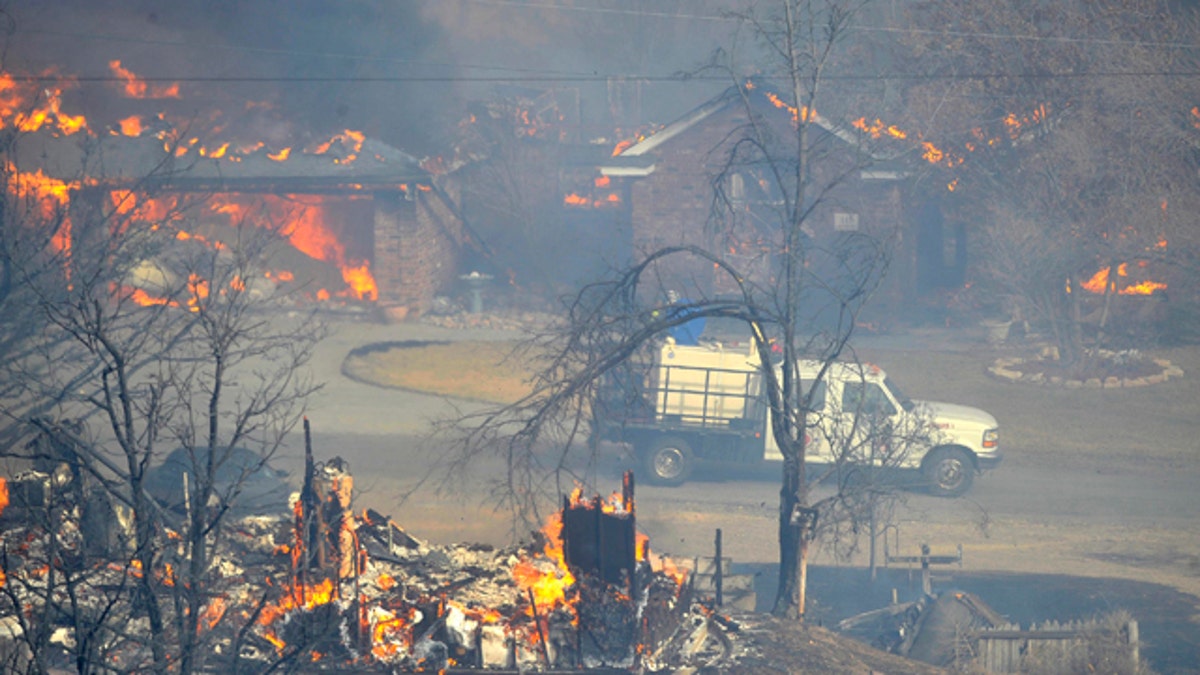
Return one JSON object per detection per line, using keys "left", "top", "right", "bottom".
{"left": 923, "top": 447, "right": 974, "bottom": 497}
{"left": 643, "top": 437, "right": 694, "bottom": 486}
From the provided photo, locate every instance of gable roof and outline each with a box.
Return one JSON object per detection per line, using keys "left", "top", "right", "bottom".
{"left": 599, "top": 81, "right": 906, "bottom": 179}
{"left": 16, "top": 130, "right": 430, "bottom": 194}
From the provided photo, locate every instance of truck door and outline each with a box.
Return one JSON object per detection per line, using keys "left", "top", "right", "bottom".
{"left": 765, "top": 378, "right": 829, "bottom": 462}
{"left": 834, "top": 379, "right": 900, "bottom": 465}
{"left": 801, "top": 378, "right": 832, "bottom": 463}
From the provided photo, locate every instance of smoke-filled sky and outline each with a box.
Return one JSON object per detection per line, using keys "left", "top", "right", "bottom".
{"left": 3, "top": 0, "right": 739, "bottom": 155}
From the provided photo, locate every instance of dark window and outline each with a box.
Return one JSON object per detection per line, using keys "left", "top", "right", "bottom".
{"left": 803, "top": 379, "right": 827, "bottom": 410}
{"left": 842, "top": 381, "right": 896, "bottom": 417}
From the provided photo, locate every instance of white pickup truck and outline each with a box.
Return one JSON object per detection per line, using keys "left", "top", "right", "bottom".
{"left": 592, "top": 339, "right": 1001, "bottom": 496}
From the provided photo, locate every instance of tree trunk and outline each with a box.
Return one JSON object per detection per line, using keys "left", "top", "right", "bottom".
{"left": 131, "top": 489, "right": 167, "bottom": 674}
{"left": 798, "top": 536, "right": 808, "bottom": 617}
{"left": 772, "top": 452, "right": 805, "bottom": 617}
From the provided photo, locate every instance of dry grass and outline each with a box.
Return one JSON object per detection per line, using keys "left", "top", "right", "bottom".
{"left": 342, "top": 340, "right": 535, "bottom": 404}
{"left": 858, "top": 343, "right": 1200, "bottom": 467}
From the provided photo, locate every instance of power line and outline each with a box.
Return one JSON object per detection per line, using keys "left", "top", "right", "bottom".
{"left": 15, "top": 71, "right": 1200, "bottom": 86}
{"left": 453, "top": 0, "right": 1200, "bottom": 50}
{"left": 857, "top": 24, "right": 1200, "bottom": 51}
{"left": 443, "top": 0, "right": 732, "bottom": 22}
{"left": 19, "top": 28, "right": 566, "bottom": 76}
{"left": 21, "top": 9, "right": 1200, "bottom": 83}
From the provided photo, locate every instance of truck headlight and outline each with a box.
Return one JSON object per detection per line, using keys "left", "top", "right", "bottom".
{"left": 982, "top": 428, "right": 999, "bottom": 449}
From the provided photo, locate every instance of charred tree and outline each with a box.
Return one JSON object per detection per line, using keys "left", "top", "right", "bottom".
{"left": 0, "top": 124, "right": 322, "bottom": 672}
{"left": 437, "top": 0, "right": 899, "bottom": 624}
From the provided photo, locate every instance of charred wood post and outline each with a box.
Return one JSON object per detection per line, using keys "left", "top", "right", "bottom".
{"left": 714, "top": 528, "right": 723, "bottom": 607}
{"left": 320, "top": 458, "right": 358, "bottom": 580}
{"left": 557, "top": 473, "right": 647, "bottom": 667}
{"left": 561, "top": 472, "right": 638, "bottom": 593}
{"left": 295, "top": 420, "right": 361, "bottom": 599}
{"left": 297, "top": 418, "right": 317, "bottom": 596}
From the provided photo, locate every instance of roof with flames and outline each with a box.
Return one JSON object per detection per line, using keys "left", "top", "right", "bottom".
{"left": 14, "top": 131, "right": 430, "bottom": 194}
{"left": 600, "top": 81, "right": 908, "bottom": 180}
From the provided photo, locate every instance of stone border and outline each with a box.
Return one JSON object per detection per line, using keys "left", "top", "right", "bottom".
{"left": 988, "top": 356, "right": 1184, "bottom": 388}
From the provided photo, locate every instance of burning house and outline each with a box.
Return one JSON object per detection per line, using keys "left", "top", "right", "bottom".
{"left": 13, "top": 124, "right": 470, "bottom": 320}
{"left": 1, "top": 61, "right": 478, "bottom": 321}
{"left": 560, "top": 82, "right": 1175, "bottom": 331}
{"left": 581, "top": 82, "right": 918, "bottom": 309}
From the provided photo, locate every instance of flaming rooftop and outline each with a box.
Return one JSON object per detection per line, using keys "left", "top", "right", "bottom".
{"left": 14, "top": 128, "right": 430, "bottom": 194}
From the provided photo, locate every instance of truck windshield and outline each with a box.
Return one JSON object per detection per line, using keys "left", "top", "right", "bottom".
{"left": 884, "top": 377, "right": 916, "bottom": 412}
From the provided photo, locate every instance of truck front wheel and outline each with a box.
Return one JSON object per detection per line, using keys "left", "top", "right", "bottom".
{"left": 923, "top": 447, "right": 974, "bottom": 497}
{"left": 643, "top": 437, "right": 694, "bottom": 486}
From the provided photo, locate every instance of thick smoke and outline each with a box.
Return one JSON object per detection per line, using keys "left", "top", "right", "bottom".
{"left": 2, "top": 0, "right": 737, "bottom": 153}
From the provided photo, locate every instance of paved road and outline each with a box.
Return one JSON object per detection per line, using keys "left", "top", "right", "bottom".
{"left": 312, "top": 427, "right": 1200, "bottom": 526}
{"left": 297, "top": 316, "right": 1200, "bottom": 593}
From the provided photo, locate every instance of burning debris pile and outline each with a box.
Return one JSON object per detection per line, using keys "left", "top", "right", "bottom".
{"left": 0, "top": 445, "right": 755, "bottom": 672}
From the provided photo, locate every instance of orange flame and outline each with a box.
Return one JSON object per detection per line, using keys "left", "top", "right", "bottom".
{"left": 310, "top": 129, "right": 366, "bottom": 164}
{"left": 852, "top": 117, "right": 907, "bottom": 140}
{"left": 126, "top": 287, "right": 173, "bottom": 307}
{"left": 341, "top": 262, "right": 378, "bottom": 301}
{"left": 853, "top": 106, "right": 1049, "bottom": 174}
{"left": 108, "top": 60, "right": 181, "bottom": 99}
{"left": 186, "top": 273, "right": 209, "bottom": 312}
{"left": 764, "top": 90, "right": 810, "bottom": 124}
{"left": 0, "top": 71, "right": 87, "bottom": 135}
{"left": 177, "top": 194, "right": 378, "bottom": 301}
{"left": 921, "top": 142, "right": 945, "bottom": 164}
{"left": 258, "top": 577, "right": 337, "bottom": 628}
{"left": 371, "top": 606, "right": 420, "bottom": 660}
{"left": 115, "top": 115, "right": 144, "bottom": 137}
{"left": 199, "top": 142, "right": 229, "bottom": 158}
{"left": 1079, "top": 263, "right": 1167, "bottom": 296}
{"left": 10, "top": 167, "right": 74, "bottom": 256}
{"left": 512, "top": 512, "right": 576, "bottom": 616}
{"left": 200, "top": 596, "right": 227, "bottom": 630}
{"left": 564, "top": 186, "right": 621, "bottom": 209}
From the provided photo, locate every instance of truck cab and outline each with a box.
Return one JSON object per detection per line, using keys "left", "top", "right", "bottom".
{"left": 593, "top": 339, "right": 1001, "bottom": 497}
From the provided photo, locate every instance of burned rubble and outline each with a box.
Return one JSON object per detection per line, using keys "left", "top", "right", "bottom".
{"left": 0, "top": 437, "right": 761, "bottom": 673}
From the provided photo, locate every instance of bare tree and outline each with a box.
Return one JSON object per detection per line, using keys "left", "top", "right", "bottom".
{"left": 435, "top": 0, "right": 918, "bottom": 621}
{"left": 0, "top": 125, "right": 322, "bottom": 672}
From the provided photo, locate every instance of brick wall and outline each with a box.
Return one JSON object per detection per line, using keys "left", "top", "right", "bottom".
{"left": 628, "top": 113, "right": 735, "bottom": 297}
{"left": 373, "top": 185, "right": 462, "bottom": 319}
{"left": 628, "top": 104, "right": 910, "bottom": 303}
